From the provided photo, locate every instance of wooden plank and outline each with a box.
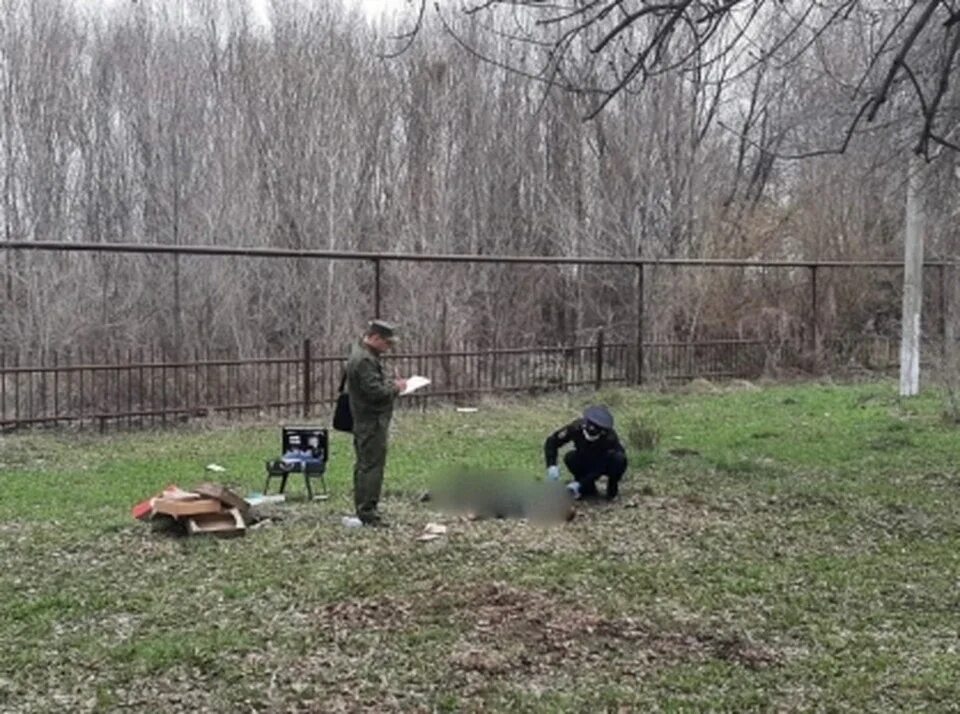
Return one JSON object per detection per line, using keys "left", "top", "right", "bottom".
{"left": 187, "top": 507, "right": 245, "bottom": 537}
{"left": 154, "top": 497, "right": 224, "bottom": 517}
{"left": 192, "top": 483, "right": 250, "bottom": 516}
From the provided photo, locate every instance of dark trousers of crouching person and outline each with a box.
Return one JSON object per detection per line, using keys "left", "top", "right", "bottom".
{"left": 563, "top": 449, "right": 628, "bottom": 499}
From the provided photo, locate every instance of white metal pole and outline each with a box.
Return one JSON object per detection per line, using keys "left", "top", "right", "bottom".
{"left": 899, "top": 153, "right": 924, "bottom": 397}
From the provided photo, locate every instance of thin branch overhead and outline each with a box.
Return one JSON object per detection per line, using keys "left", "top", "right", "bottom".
{"left": 392, "top": 1, "right": 960, "bottom": 157}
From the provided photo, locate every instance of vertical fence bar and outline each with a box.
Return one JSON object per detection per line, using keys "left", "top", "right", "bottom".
{"left": 946, "top": 263, "right": 956, "bottom": 361}
{"left": 939, "top": 264, "right": 947, "bottom": 361}
{"left": 253, "top": 350, "right": 261, "bottom": 416}
{"left": 193, "top": 346, "right": 200, "bottom": 416}
{"left": 127, "top": 348, "right": 133, "bottom": 429}
{"left": 215, "top": 347, "right": 223, "bottom": 417}
{"left": 810, "top": 266, "right": 818, "bottom": 370}
{"left": 40, "top": 348, "right": 47, "bottom": 421}
{"left": 161, "top": 345, "right": 168, "bottom": 425}
{"left": 272, "top": 351, "right": 278, "bottom": 418}
{"left": 328, "top": 353, "right": 335, "bottom": 409}
{"left": 175, "top": 344, "right": 183, "bottom": 419}
{"left": 27, "top": 350, "right": 34, "bottom": 424}
{"left": 303, "top": 338, "right": 312, "bottom": 418}
{"left": 234, "top": 348, "right": 239, "bottom": 417}
{"left": 595, "top": 328, "right": 604, "bottom": 390}
{"left": 138, "top": 347, "right": 145, "bottom": 428}
{"left": 52, "top": 349, "right": 59, "bottom": 426}
{"left": 154, "top": 344, "right": 160, "bottom": 427}
{"left": 636, "top": 263, "right": 644, "bottom": 385}
{"left": 469, "top": 340, "right": 476, "bottom": 400}
{"left": 97, "top": 347, "right": 106, "bottom": 434}
{"left": 207, "top": 345, "right": 214, "bottom": 414}
{"left": 483, "top": 345, "right": 491, "bottom": 398}
{"left": 76, "top": 348, "right": 82, "bottom": 429}
{"left": 142, "top": 345, "right": 148, "bottom": 427}
{"left": 426, "top": 343, "right": 433, "bottom": 408}
{"left": 114, "top": 347, "right": 121, "bottom": 430}
{"left": 373, "top": 259, "right": 382, "bottom": 319}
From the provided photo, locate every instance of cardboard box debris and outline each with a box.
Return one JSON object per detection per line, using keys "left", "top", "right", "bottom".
{"left": 193, "top": 482, "right": 250, "bottom": 517}
{"left": 132, "top": 484, "right": 197, "bottom": 521}
{"left": 153, "top": 497, "right": 224, "bottom": 517}
{"left": 186, "top": 507, "right": 246, "bottom": 537}
{"left": 133, "top": 483, "right": 251, "bottom": 536}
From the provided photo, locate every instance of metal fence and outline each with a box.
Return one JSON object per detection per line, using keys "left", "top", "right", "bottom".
{"left": 0, "top": 241, "right": 952, "bottom": 431}
{"left": 0, "top": 332, "right": 771, "bottom": 431}
{"left": 2, "top": 241, "right": 956, "bottom": 387}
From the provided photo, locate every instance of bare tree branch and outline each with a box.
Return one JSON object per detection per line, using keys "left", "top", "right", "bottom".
{"left": 396, "top": 1, "right": 960, "bottom": 157}
{"left": 918, "top": 20, "right": 960, "bottom": 155}
{"left": 378, "top": 0, "right": 428, "bottom": 59}
{"left": 865, "top": 0, "right": 940, "bottom": 122}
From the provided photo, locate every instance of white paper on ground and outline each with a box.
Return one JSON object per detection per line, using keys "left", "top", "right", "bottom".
{"left": 245, "top": 494, "right": 286, "bottom": 507}
{"left": 400, "top": 375, "right": 431, "bottom": 396}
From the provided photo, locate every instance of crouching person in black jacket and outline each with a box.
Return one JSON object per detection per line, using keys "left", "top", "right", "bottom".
{"left": 544, "top": 405, "right": 627, "bottom": 500}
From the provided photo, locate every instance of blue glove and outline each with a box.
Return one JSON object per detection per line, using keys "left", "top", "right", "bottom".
{"left": 546, "top": 465, "right": 560, "bottom": 481}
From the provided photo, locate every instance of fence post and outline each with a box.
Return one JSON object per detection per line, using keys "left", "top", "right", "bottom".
{"left": 636, "top": 263, "right": 644, "bottom": 385}
{"left": 809, "top": 265, "right": 818, "bottom": 370}
{"left": 939, "top": 264, "right": 947, "bottom": 362}
{"left": 373, "top": 259, "right": 382, "bottom": 318}
{"left": 595, "top": 327, "right": 605, "bottom": 390}
{"left": 945, "top": 263, "right": 956, "bottom": 362}
{"left": 302, "top": 338, "right": 312, "bottom": 418}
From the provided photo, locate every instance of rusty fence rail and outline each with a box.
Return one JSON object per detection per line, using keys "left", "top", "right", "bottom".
{"left": 0, "top": 333, "right": 776, "bottom": 432}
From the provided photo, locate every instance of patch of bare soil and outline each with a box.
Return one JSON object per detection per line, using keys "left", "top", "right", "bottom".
{"left": 444, "top": 582, "right": 782, "bottom": 677}
{"left": 313, "top": 595, "right": 417, "bottom": 637}
{"left": 293, "top": 582, "right": 781, "bottom": 710}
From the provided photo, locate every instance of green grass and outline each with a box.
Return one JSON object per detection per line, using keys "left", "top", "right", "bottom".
{"left": 1, "top": 379, "right": 959, "bottom": 712}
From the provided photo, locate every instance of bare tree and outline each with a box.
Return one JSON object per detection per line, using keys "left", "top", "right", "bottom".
{"left": 398, "top": 1, "right": 960, "bottom": 159}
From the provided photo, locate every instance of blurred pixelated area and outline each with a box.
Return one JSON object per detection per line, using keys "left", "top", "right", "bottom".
{"left": 429, "top": 468, "right": 575, "bottom": 524}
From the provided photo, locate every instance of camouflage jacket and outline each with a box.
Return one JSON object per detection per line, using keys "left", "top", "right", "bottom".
{"left": 345, "top": 341, "right": 397, "bottom": 419}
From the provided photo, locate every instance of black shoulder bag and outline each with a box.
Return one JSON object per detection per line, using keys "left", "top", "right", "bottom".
{"left": 332, "top": 370, "right": 353, "bottom": 433}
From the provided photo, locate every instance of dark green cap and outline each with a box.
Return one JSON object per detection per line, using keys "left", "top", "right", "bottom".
{"left": 367, "top": 319, "right": 399, "bottom": 341}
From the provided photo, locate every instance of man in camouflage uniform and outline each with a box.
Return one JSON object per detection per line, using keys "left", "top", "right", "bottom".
{"left": 346, "top": 320, "right": 406, "bottom": 526}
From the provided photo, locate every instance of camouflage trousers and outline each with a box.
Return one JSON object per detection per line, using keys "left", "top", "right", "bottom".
{"left": 352, "top": 413, "right": 391, "bottom": 522}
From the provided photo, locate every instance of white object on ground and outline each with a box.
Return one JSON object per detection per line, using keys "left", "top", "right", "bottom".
{"left": 205, "top": 463, "right": 226, "bottom": 472}
{"left": 566, "top": 482, "right": 581, "bottom": 498}
{"left": 456, "top": 407, "right": 479, "bottom": 413}
{"left": 342, "top": 516, "right": 363, "bottom": 528}
{"left": 417, "top": 522, "right": 448, "bottom": 542}
{"left": 400, "top": 375, "right": 431, "bottom": 396}
{"left": 245, "top": 494, "right": 286, "bottom": 507}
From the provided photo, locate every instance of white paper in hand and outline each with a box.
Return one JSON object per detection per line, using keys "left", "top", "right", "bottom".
{"left": 400, "top": 375, "right": 430, "bottom": 396}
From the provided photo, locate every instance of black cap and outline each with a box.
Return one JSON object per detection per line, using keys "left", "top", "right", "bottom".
{"left": 368, "top": 319, "right": 399, "bottom": 342}
{"left": 583, "top": 405, "right": 614, "bottom": 430}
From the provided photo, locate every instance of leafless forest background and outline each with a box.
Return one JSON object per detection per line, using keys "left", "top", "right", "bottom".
{"left": 1, "top": 0, "right": 958, "bottom": 364}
